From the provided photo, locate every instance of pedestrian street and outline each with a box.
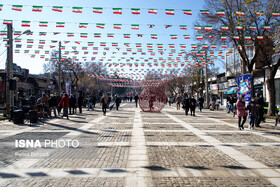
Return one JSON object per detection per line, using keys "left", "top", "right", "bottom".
{"left": 0, "top": 103, "right": 280, "bottom": 186}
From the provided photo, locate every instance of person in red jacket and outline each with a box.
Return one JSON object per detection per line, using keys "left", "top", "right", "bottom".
{"left": 59, "top": 93, "right": 70, "bottom": 120}
{"left": 236, "top": 96, "right": 247, "bottom": 130}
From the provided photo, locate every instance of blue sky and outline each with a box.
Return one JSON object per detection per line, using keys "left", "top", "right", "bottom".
{"left": 0, "top": 0, "right": 220, "bottom": 78}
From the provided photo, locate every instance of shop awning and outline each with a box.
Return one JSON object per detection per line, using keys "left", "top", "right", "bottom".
{"left": 224, "top": 86, "right": 238, "bottom": 94}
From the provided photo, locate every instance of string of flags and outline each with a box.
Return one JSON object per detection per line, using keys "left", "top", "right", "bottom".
{"left": 0, "top": 4, "right": 279, "bottom": 17}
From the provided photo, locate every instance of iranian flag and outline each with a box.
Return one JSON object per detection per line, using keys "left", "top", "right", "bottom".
{"left": 73, "top": 7, "right": 83, "bottom": 13}
{"left": 39, "top": 21, "right": 48, "bottom": 27}
{"left": 45, "top": 50, "right": 49, "bottom": 54}
{"left": 165, "top": 9, "right": 174, "bottom": 15}
{"left": 131, "top": 24, "right": 139, "bottom": 30}
{"left": 79, "top": 23, "right": 88, "bottom": 28}
{"left": 257, "top": 36, "right": 263, "bottom": 40}
{"left": 245, "top": 36, "right": 251, "bottom": 40}
{"left": 148, "top": 24, "right": 155, "bottom": 28}
{"left": 233, "top": 35, "right": 239, "bottom": 40}
{"left": 113, "top": 8, "right": 122, "bottom": 14}
{"left": 32, "top": 6, "right": 43, "bottom": 12}
{"left": 171, "top": 35, "right": 177, "bottom": 39}
{"left": 27, "top": 45, "right": 32, "bottom": 48}
{"left": 88, "top": 42, "right": 94, "bottom": 46}
{"left": 236, "top": 25, "right": 243, "bottom": 30}
{"left": 200, "top": 10, "right": 209, "bottom": 15}
{"left": 14, "top": 31, "right": 21, "bottom": 36}
{"left": 21, "top": 21, "right": 30, "bottom": 27}
{"left": 113, "top": 24, "right": 122, "bottom": 29}
{"left": 221, "top": 26, "right": 229, "bottom": 30}
{"left": 51, "top": 40, "right": 57, "bottom": 43}
{"left": 3, "top": 38, "right": 8, "bottom": 42}
{"left": 148, "top": 9, "right": 157, "bottom": 14}
{"left": 136, "top": 43, "right": 142, "bottom": 47}
{"left": 12, "top": 5, "right": 23, "bottom": 11}
{"left": 157, "top": 44, "right": 163, "bottom": 48}
{"left": 94, "top": 33, "right": 101, "bottom": 38}
{"left": 96, "top": 23, "right": 105, "bottom": 29}
{"left": 0, "top": 4, "right": 3, "bottom": 11}
{"left": 27, "top": 39, "right": 34, "bottom": 43}
{"left": 38, "top": 45, "right": 44, "bottom": 49}
{"left": 124, "top": 43, "right": 130, "bottom": 47}
{"left": 39, "top": 32, "right": 47, "bottom": 36}
{"left": 34, "top": 50, "right": 40, "bottom": 54}
{"left": 56, "top": 22, "right": 65, "bottom": 28}
{"left": 39, "top": 40, "right": 45, "bottom": 44}
{"left": 137, "top": 48, "right": 142, "bottom": 52}
{"left": 272, "top": 11, "right": 280, "bottom": 17}
{"left": 165, "top": 25, "right": 172, "bottom": 28}
{"left": 236, "top": 11, "right": 245, "bottom": 16}
{"left": 137, "top": 34, "right": 143, "bottom": 37}
{"left": 80, "top": 33, "right": 88, "bottom": 38}
{"left": 180, "top": 44, "right": 186, "bottom": 48}
{"left": 127, "top": 48, "right": 132, "bottom": 52}
{"left": 205, "top": 26, "right": 212, "bottom": 31}
{"left": 93, "top": 47, "right": 98, "bottom": 50}
{"left": 151, "top": 34, "right": 157, "bottom": 39}
{"left": 67, "top": 33, "right": 74, "bottom": 37}
{"left": 15, "top": 49, "right": 20, "bottom": 53}
{"left": 202, "top": 44, "right": 208, "bottom": 48}
{"left": 93, "top": 7, "right": 103, "bottom": 13}
{"left": 40, "top": 55, "right": 45, "bottom": 59}
{"left": 249, "top": 25, "right": 257, "bottom": 30}
{"left": 211, "top": 44, "right": 217, "bottom": 48}
{"left": 124, "top": 34, "right": 130, "bottom": 38}
{"left": 52, "top": 6, "right": 63, "bottom": 12}
{"left": 82, "top": 47, "right": 87, "bottom": 50}
{"left": 256, "top": 11, "right": 264, "bottom": 16}
{"left": 3, "top": 20, "right": 12, "bottom": 25}
{"left": 30, "top": 55, "right": 35, "bottom": 58}
{"left": 184, "top": 35, "right": 190, "bottom": 39}
{"left": 221, "top": 35, "right": 227, "bottom": 40}
{"left": 107, "top": 33, "right": 114, "bottom": 37}
{"left": 112, "top": 43, "right": 118, "bottom": 47}
{"left": 169, "top": 44, "right": 175, "bottom": 48}
{"left": 216, "top": 10, "right": 225, "bottom": 16}
{"left": 100, "top": 42, "right": 106, "bottom": 47}
{"left": 264, "top": 25, "right": 271, "bottom": 30}
{"left": 131, "top": 8, "right": 140, "bottom": 14}
{"left": 147, "top": 43, "right": 153, "bottom": 48}
{"left": 179, "top": 25, "right": 187, "bottom": 30}
{"left": 196, "top": 35, "right": 203, "bottom": 39}
{"left": 195, "top": 25, "right": 202, "bottom": 30}
{"left": 183, "top": 9, "right": 192, "bottom": 15}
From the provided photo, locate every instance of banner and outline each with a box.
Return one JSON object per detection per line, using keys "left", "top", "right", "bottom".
{"left": 237, "top": 74, "right": 251, "bottom": 102}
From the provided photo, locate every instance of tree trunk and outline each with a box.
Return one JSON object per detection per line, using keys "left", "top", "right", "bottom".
{"left": 266, "top": 75, "right": 276, "bottom": 116}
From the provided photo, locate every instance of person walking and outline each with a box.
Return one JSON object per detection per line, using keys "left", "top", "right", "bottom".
{"left": 190, "top": 96, "right": 196, "bottom": 116}
{"left": 78, "top": 94, "right": 84, "bottom": 114}
{"left": 59, "top": 93, "right": 70, "bottom": 120}
{"left": 88, "top": 95, "right": 95, "bottom": 111}
{"left": 176, "top": 94, "right": 182, "bottom": 110}
{"left": 256, "top": 93, "right": 265, "bottom": 127}
{"left": 228, "top": 96, "right": 234, "bottom": 114}
{"left": 134, "top": 94, "right": 139, "bottom": 108}
{"left": 198, "top": 95, "right": 204, "bottom": 112}
{"left": 247, "top": 96, "right": 257, "bottom": 130}
{"left": 115, "top": 95, "right": 122, "bottom": 110}
{"left": 101, "top": 93, "right": 108, "bottom": 116}
{"left": 236, "top": 96, "right": 247, "bottom": 130}
{"left": 69, "top": 95, "right": 76, "bottom": 115}
{"left": 182, "top": 94, "right": 190, "bottom": 116}
{"left": 48, "top": 94, "right": 58, "bottom": 118}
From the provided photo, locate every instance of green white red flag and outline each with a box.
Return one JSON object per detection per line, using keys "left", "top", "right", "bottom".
{"left": 52, "top": 6, "right": 63, "bottom": 12}
{"left": 39, "top": 21, "right": 48, "bottom": 27}
{"left": 73, "top": 7, "right": 83, "bottom": 13}
{"left": 32, "top": 6, "right": 43, "bottom": 12}
{"left": 113, "top": 8, "right": 122, "bottom": 14}
{"left": 96, "top": 23, "right": 105, "bottom": 29}
{"left": 165, "top": 9, "right": 174, "bottom": 15}
{"left": 113, "top": 24, "right": 122, "bottom": 29}
{"left": 21, "top": 21, "right": 30, "bottom": 27}
{"left": 131, "top": 8, "right": 140, "bottom": 14}
{"left": 148, "top": 9, "right": 157, "bottom": 14}
{"left": 93, "top": 7, "right": 103, "bottom": 13}
{"left": 183, "top": 9, "right": 192, "bottom": 15}
{"left": 12, "top": 5, "right": 23, "bottom": 11}
{"left": 56, "top": 22, "right": 65, "bottom": 28}
{"left": 131, "top": 24, "right": 139, "bottom": 30}
{"left": 3, "top": 20, "right": 12, "bottom": 25}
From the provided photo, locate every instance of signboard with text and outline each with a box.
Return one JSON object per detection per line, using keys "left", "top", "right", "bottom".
{"left": 237, "top": 74, "right": 251, "bottom": 102}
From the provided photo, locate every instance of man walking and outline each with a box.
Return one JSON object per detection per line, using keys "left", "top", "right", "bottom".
{"left": 78, "top": 94, "right": 84, "bottom": 114}
{"left": 256, "top": 93, "right": 264, "bottom": 127}
{"left": 198, "top": 95, "right": 204, "bottom": 112}
{"left": 88, "top": 95, "right": 94, "bottom": 111}
{"left": 176, "top": 94, "right": 182, "bottom": 110}
{"left": 134, "top": 94, "right": 139, "bottom": 108}
{"left": 101, "top": 93, "right": 108, "bottom": 116}
{"left": 182, "top": 94, "right": 190, "bottom": 116}
{"left": 115, "top": 95, "right": 121, "bottom": 110}
{"left": 48, "top": 94, "right": 58, "bottom": 118}
{"left": 190, "top": 96, "right": 196, "bottom": 116}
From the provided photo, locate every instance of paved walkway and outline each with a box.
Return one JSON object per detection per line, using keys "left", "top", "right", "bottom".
{"left": 0, "top": 103, "right": 280, "bottom": 186}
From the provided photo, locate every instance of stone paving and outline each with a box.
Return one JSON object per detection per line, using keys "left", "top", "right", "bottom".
{"left": 0, "top": 103, "right": 280, "bottom": 186}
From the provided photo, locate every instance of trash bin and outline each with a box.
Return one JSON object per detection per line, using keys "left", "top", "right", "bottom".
{"left": 12, "top": 110, "right": 24, "bottom": 124}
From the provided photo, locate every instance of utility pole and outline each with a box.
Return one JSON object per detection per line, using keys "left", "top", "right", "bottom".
{"left": 205, "top": 64, "right": 209, "bottom": 106}
{"left": 6, "top": 24, "right": 13, "bottom": 116}
{"left": 58, "top": 41, "right": 61, "bottom": 96}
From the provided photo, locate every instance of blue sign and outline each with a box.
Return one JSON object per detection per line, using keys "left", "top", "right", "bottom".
{"left": 237, "top": 74, "right": 251, "bottom": 102}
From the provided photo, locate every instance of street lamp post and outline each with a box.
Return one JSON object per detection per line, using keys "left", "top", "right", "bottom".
{"left": 5, "top": 24, "right": 31, "bottom": 117}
